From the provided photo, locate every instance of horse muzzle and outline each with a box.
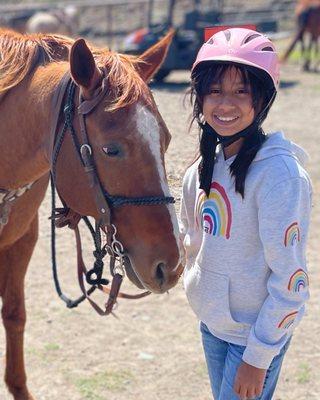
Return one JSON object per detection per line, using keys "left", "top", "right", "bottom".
{"left": 124, "top": 254, "right": 184, "bottom": 294}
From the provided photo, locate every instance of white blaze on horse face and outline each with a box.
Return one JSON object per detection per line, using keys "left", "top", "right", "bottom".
{"left": 135, "top": 103, "right": 180, "bottom": 254}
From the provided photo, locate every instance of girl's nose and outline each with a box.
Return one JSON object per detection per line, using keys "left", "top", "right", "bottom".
{"left": 217, "top": 95, "right": 235, "bottom": 110}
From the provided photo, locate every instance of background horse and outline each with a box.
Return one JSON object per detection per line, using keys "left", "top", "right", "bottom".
{"left": 0, "top": 28, "right": 182, "bottom": 400}
{"left": 26, "top": 7, "right": 79, "bottom": 36}
{"left": 0, "top": 7, "right": 78, "bottom": 36}
{"left": 282, "top": 4, "right": 320, "bottom": 71}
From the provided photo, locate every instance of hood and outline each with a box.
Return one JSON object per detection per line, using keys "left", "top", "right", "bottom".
{"left": 254, "top": 131, "right": 309, "bottom": 166}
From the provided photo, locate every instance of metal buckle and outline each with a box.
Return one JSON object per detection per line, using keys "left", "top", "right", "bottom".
{"left": 80, "top": 144, "right": 92, "bottom": 156}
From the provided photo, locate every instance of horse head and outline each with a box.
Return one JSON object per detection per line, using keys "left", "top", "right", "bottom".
{"left": 54, "top": 31, "right": 184, "bottom": 294}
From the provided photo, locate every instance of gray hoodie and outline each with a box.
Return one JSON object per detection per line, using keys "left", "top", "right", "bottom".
{"left": 180, "top": 131, "right": 312, "bottom": 369}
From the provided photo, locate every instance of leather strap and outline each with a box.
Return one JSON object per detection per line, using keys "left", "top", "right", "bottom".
{"left": 78, "top": 78, "right": 109, "bottom": 115}
{"left": 49, "top": 72, "right": 71, "bottom": 166}
{"left": 77, "top": 78, "right": 112, "bottom": 227}
{"left": 78, "top": 132, "right": 111, "bottom": 227}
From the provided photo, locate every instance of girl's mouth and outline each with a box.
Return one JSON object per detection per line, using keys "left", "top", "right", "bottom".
{"left": 214, "top": 115, "right": 239, "bottom": 126}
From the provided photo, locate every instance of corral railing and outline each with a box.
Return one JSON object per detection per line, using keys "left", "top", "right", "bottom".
{"left": 0, "top": 0, "right": 297, "bottom": 46}
{"left": 220, "top": 0, "right": 296, "bottom": 32}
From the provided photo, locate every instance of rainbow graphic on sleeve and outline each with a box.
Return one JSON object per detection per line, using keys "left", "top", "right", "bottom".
{"left": 278, "top": 311, "right": 298, "bottom": 329}
{"left": 284, "top": 222, "right": 301, "bottom": 247}
{"left": 288, "top": 269, "right": 309, "bottom": 292}
{"left": 195, "top": 182, "right": 232, "bottom": 239}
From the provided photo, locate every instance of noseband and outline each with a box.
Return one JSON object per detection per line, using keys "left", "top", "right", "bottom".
{"left": 50, "top": 72, "right": 174, "bottom": 315}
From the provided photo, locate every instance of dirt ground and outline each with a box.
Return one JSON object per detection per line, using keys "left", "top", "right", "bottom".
{"left": 1, "top": 41, "right": 320, "bottom": 400}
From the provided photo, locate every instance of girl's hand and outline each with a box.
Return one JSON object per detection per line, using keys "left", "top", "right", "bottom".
{"left": 234, "top": 361, "right": 267, "bottom": 399}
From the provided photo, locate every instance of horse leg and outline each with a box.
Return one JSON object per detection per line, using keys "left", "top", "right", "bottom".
{"left": 303, "top": 35, "right": 313, "bottom": 71}
{"left": 1, "top": 216, "right": 38, "bottom": 400}
{"left": 300, "top": 34, "right": 307, "bottom": 70}
{"left": 281, "top": 24, "right": 305, "bottom": 62}
{"left": 300, "top": 33, "right": 306, "bottom": 69}
{"left": 314, "top": 37, "right": 320, "bottom": 72}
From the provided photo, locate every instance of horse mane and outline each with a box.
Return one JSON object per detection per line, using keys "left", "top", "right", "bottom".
{"left": 96, "top": 50, "right": 146, "bottom": 112}
{"left": 0, "top": 28, "right": 145, "bottom": 110}
{"left": 0, "top": 29, "right": 74, "bottom": 94}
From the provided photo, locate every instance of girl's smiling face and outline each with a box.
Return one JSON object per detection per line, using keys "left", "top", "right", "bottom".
{"left": 203, "top": 66, "right": 255, "bottom": 137}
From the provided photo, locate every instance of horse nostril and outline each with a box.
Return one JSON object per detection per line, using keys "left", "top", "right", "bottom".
{"left": 155, "top": 262, "right": 167, "bottom": 287}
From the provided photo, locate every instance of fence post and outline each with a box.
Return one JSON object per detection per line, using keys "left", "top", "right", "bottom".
{"left": 217, "top": 0, "right": 224, "bottom": 13}
{"left": 107, "top": 4, "right": 113, "bottom": 47}
{"left": 148, "top": 0, "right": 154, "bottom": 28}
{"left": 167, "top": 0, "right": 176, "bottom": 26}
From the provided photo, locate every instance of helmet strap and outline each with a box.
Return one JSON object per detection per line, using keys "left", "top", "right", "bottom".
{"left": 199, "top": 120, "right": 260, "bottom": 149}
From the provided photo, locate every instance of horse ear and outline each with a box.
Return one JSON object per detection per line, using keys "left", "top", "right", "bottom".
{"left": 137, "top": 29, "right": 175, "bottom": 82}
{"left": 70, "top": 38, "right": 102, "bottom": 97}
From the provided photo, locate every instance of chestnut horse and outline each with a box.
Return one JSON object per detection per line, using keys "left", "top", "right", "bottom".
{"left": 282, "top": 5, "right": 320, "bottom": 71}
{"left": 0, "top": 29, "right": 183, "bottom": 399}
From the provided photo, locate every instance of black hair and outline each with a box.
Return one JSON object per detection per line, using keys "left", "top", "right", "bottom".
{"left": 190, "top": 62, "right": 276, "bottom": 198}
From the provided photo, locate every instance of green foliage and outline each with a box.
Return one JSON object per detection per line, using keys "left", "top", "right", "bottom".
{"left": 75, "top": 370, "right": 133, "bottom": 399}
{"left": 44, "top": 343, "right": 60, "bottom": 351}
{"left": 297, "top": 363, "right": 311, "bottom": 384}
{"left": 286, "top": 49, "right": 303, "bottom": 62}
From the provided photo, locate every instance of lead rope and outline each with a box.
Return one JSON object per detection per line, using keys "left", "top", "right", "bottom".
{"left": 50, "top": 176, "right": 97, "bottom": 308}
{"left": 82, "top": 217, "right": 108, "bottom": 286}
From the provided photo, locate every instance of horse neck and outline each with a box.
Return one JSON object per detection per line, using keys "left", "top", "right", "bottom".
{"left": 0, "top": 63, "right": 69, "bottom": 189}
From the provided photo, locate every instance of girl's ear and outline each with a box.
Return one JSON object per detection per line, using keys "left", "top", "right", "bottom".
{"left": 70, "top": 38, "right": 102, "bottom": 98}
{"left": 136, "top": 29, "right": 174, "bottom": 82}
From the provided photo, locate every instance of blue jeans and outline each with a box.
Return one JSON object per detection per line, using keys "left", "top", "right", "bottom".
{"left": 200, "top": 322, "right": 291, "bottom": 400}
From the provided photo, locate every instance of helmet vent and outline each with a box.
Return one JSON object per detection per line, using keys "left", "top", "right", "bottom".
{"left": 224, "top": 30, "right": 231, "bottom": 42}
{"left": 243, "top": 33, "right": 261, "bottom": 44}
{"left": 262, "top": 46, "right": 274, "bottom": 52}
{"left": 207, "top": 38, "right": 214, "bottom": 45}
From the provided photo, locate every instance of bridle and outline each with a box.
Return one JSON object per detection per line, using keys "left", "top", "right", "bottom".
{"left": 50, "top": 71, "right": 175, "bottom": 315}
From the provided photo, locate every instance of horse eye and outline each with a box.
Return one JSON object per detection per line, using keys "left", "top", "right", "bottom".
{"left": 103, "top": 146, "right": 120, "bottom": 157}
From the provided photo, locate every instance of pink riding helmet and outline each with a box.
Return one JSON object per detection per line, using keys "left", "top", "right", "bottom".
{"left": 192, "top": 28, "right": 280, "bottom": 90}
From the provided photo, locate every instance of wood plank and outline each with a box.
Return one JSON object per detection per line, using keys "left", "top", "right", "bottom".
{"left": 0, "top": 0, "right": 158, "bottom": 13}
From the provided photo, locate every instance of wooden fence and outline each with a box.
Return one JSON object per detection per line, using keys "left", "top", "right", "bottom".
{"left": 0, "top": 0, "right": 296, "bottom": 47}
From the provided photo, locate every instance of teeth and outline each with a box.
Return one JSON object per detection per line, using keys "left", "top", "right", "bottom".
{"left": 216, "top": 116, "right": 238, "bottom": 122}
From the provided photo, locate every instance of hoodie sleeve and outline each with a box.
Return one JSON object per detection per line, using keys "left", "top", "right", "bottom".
{"left": 242, "top": 176, "right": 312, "bottom": 369}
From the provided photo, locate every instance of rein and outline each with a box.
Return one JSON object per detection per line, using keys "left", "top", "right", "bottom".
{"left": 50, "top": 72, "right": 174, "bottom": 315}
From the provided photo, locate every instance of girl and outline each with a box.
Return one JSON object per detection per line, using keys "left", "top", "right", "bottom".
{"left": 180, "top": 28, "right": 312, "bottom": 400}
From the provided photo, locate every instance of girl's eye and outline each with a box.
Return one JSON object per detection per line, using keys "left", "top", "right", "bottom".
{"left": 236, "top": 88, "right": 249, "bottom": 94}
{"left": 103, "top": 145, "right": 121, "bottom": 157}
{"left": 209, "top": 88, "right": 220, "bottom": 94}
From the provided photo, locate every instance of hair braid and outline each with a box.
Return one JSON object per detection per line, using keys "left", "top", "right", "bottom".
{"left": 229, "top": 130, "right": 267, "bottom": 197}
{"left": 198, "top": 124, "right": 218, "bottom": 197}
